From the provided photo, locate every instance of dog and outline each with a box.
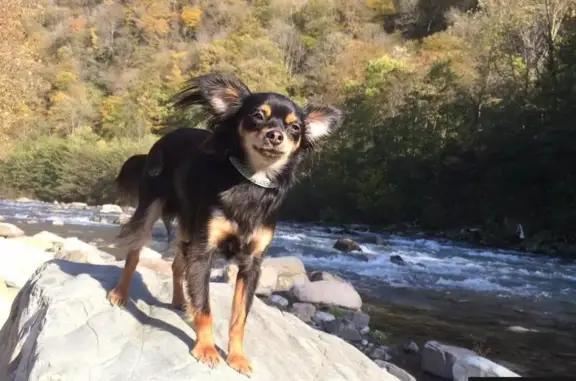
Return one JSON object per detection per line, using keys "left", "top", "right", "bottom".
{"left": 107, "top": 73, "right": 343, "bottom": 376}
{"left": 115, "top": 154, "right": 175, "bottom": 243}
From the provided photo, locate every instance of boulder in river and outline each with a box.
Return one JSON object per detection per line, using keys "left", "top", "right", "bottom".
{"left": 390, "top": 255, "right": 406, "bottom": 266}
{"left": 0, "top": 260, "right": 399, "bottom": 381}
{"left": 0, "top": 223, "right": 24, "bottom": 238}
{"left": 421, "top": 340, "right": 477, "bottom": 379}
{"left": 453, "top": 355, "right": 521, "bottom": 380}
{"left": 333, "top": 238, "right": 363, "bottom": 253}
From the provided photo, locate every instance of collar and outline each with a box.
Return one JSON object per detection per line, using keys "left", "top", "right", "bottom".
{"left": 228, "top": 156, "right": 279, "bottom": 189}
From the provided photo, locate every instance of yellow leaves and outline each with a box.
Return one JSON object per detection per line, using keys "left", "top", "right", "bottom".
{"left": 181, "top": 7, "right": 202, "bottom": 30}
{"left": 54, "top": 70, "right": 78, "bottom": 90}
{"left": 50, "top": 91, "right": 71, "bottom": 105}
{"left": 89, "top": 27, "right": 98, "bottom": 46}
{"left": 365, "top": 0, "right": 396, "bottom": 14}
{"left": 100, "top": 95, "right": 123, "bottom": 123}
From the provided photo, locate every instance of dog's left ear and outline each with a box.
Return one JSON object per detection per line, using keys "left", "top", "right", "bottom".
{"left": 172, "top": 73, "right": 251, "bottom": 121}
{"left": 303, "top": 104, "right": 343, "bottom": 145}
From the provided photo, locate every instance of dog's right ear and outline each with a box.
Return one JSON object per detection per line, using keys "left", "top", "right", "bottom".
{"left": 172, "top": 73, "right": 251, "bottom": 121}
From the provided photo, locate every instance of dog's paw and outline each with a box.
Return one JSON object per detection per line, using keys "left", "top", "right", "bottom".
{"left": 107, "top": 288, "right": 127, "bottom": 307}
{"left": 191, "top": 344, "right": 222, "bottom": 368}
{"left": 227, "top": 353, "right": 253, "bottom": 376}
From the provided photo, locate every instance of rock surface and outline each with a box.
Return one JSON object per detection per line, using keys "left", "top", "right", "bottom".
{"left": 0, "top": 238, "right": 54, "bottom": 288}
{"left": 374, "top": 361, "right": 416, "bottom": 381}
{"left": 421, "top": 340, "right": 478, "bottom": 379}
{"left": 452, "top": 355, "right": 521, "bottom": 380}
{"left": 292, "top": 280, "right": 362, "bottom": 310}
{"left": 0, "top": 261, "right": 399, "bottom": 381}
{"left": 225, "top": 263, "right": 279, "bottom": 296}
{"left": 0, "top": 223, "right": 24, "bottom": 238}
{"left": 262, "top": 256, "right": 307, "bottom": 292}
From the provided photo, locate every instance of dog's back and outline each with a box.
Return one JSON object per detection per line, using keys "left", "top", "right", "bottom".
{"left": 115, "top": 154, "right": 147, "bottom": 206}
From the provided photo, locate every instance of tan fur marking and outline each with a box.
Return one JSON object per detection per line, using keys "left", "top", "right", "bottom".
{"left": 207, "top": 216, "right": 238, "bottom": 249}
{"left": 285, "top": 112, "right": 297, "bottom": 125}
{"left": 251, "top": 226, "right": 274, "bottom": 257}
{"left": 260, "top": 104, "right": 271, "bottom": 118}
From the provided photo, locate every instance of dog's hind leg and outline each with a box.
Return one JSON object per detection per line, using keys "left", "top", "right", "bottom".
{"left": 108, "top": 199, "right": 163, "bottom": 306}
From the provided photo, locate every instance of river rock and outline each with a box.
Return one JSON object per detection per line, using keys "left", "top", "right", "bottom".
{"left": 309, "top": 271, "right": 348, "bottom": 283}
{"left": 69, "top": 202, "right": 88, "bottom": 209}
{"left": 313, "top": 311, "right": 336, "bottom": 323}
{"left": 0, "top": 216, "right": 4, "bottom": 221}
{"left": 262, "top": 256, "right": 308, "bottom": 291}
{"left": 421, "top": 340, "right": 477, "bottom": 379}
{"left": 100, "top": 204, "right": 123, "bottom": 214}
{"left": 452, "top": 355, "right": 521, "bottom": 380}
{"left": 10, "top": 236, "right": 55, "bottom": 252}
{"left": 56, "top": 237, "right": 115, "bottom": 264}
{"left": 0, "top": 260, "right": 400, "bottom": 381}
{"left": 390, "top": 255, "right": 406, "bottom": 266}
{"left": 374, "top": 361, "right": 416, "bottom": 381}
{"left": 371, "top": 346, "right": 392, "bottom": 361}
{"left": 0, "top": 238, "right": 54, "bottom": 288}
{"left": 324, "top": 320, "right": 362, "bottom": 342}
{"left": 403, "top": 341, "right": 419, "bottom": 353}
{"left": 269, "top": 294, "right": 289, "bottom": 308}
{"left": 140, "top": 246, "right": 162, "bottom": 260}
{"left": 292, "top": 303, "right": 316, "bottom": 323}
{"left": 138, "top": 258, "right": 173, "bottom": 275}
{"left": 33, "top": 231, "right": 66, "bottom": 244}
{"left": 333, "top": 238, "right": 362, "bottom": 253}
{"left": 345, "top": 310, "right": 370, "bottom": 329}
{"left": 0, "top": 223, "right": 24, "bottom": 238}
{"left": 226, "top": 263, "right": 279, "bottom": 296}
{"left": 52, "top": 218, "right": 64, "bottom": 226}
{"left": 292, "top": 280, "right": 362, "bottom": 310}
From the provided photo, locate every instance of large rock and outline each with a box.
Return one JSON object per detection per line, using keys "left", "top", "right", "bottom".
{"left": 0, "top": 238, "right": 54, "bottom": 288}
{"left": 0, "top": 261, "right": 400, "bottom": 381}
{"left": 9, "top": 236, "right": 55, "bottom": 252}
{"left": 100, "top": 204, "right": 123, "bottom": 214}
{"left": 32, "top": 231, "right": 66, "bottom": 244}
{"left": 0, "top": 278, "right": 18, "bottom": 329}
{"left": 55, "top": 237, "right": 115, "bottom": 264}
{"left": 333, "top": 238, "right": 362, "bottom": 253}
{"left": 0, "top": 223, "right": 24, "bottom": 238}
{"left": 262, "top": 256, "right": 308, "bottom": 291}
{"left": 452, "top": 356, "right": 521, "bottom": 380}
{"left": 225, "top": 263, "right": 279, "bottom": 296}
{"left": 421, "top": 341, "right": 477, "bottom": 379}
{"left": 374, "top": 361, "right": 416, "bottom": 381}
{"left": 292, "top": 280, "right": 362, "bottom": 310}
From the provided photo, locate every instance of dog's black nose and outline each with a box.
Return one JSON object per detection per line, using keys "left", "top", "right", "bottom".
{"left": 265, "top": 130, "right": 284, "bottom": 146}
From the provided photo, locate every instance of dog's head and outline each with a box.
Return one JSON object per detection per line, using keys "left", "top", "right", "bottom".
{"left": 172, "top": 74, "right": 343, "bottom": 178}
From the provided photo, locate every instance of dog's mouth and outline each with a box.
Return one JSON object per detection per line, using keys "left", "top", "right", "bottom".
{"left": 253, "top": 145, "right": 285, "bottom": 158}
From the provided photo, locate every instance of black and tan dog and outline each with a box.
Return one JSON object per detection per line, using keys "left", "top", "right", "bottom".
{"left": 107, "top": 73, "right": 343, "bottom": 375}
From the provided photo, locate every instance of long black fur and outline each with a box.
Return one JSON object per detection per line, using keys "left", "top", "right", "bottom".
{"left": 112, "top": 72, "right": 343, "bottom": 374}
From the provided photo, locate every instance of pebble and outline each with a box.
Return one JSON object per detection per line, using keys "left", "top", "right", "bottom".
{"left": 313, "top": 311, "right": 335, "bottom": 323}
{"left": 404, "top": 341, "right": 419, "bottom": 353}
{"left": 269, "top": 294, "right": 289, "bottom": 308}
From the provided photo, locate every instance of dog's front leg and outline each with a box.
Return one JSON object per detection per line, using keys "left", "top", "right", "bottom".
{"left": 227, "top": 256, "right": 262, "bottom": 376}
{"left": 185, "top": 246, "right": 221, "bottom": 368}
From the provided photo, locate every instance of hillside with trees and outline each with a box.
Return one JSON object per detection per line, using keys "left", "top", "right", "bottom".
{"left": 2, "top": 0, "right": 576, "bottom": 254}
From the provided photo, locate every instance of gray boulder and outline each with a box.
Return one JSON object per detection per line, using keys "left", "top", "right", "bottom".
{"left": 452, "top": 356, "right": 521, "bottom": 380}
{"left": 0, "top": 223, "right": 24, "bottom": 238}
{"left": 292, "top": 303, "right": 316, "bottom": 323}
{"left": 421, "top": 340, "right": 477, "bottom": 379}
{"left": 0, "top": 261, "right": 399, "bottom": 381}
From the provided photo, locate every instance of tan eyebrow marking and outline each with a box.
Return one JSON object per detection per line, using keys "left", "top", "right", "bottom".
{"left": 260, "top": 104, "right": 271, "bottom": 118}
{"left": 285, "top": 112, "right": 297, "bottom": 125}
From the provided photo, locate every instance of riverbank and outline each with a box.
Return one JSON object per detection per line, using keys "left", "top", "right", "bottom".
{"left": 2, "top": 218, "right": 575, "bottom": 378}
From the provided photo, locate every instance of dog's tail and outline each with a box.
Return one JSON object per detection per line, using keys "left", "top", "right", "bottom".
{"left": 115, "top": 154, "right": 148, "bottom": 206}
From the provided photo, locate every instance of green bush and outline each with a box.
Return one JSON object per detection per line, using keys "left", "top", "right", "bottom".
{"left": 0, "top": 127, "right": 157, "bottom": 204}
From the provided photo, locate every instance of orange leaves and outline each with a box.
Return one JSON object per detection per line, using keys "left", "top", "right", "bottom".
{"left": 70, "top": 16, "right": 87, "bottom": 33}
{"left": 181, "top": 7, "right": 202, "bottom": 30}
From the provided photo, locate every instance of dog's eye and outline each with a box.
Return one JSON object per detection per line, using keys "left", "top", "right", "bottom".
{"left": 290, "top": 124, "right": 301, "bottom": 132}
{"left": 251, "top": 110, "right": 266, "bottom": 122}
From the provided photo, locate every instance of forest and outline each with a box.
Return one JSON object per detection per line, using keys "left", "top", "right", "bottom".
{"left": 1, "top": 0, "right": 576, "bottom": 254}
